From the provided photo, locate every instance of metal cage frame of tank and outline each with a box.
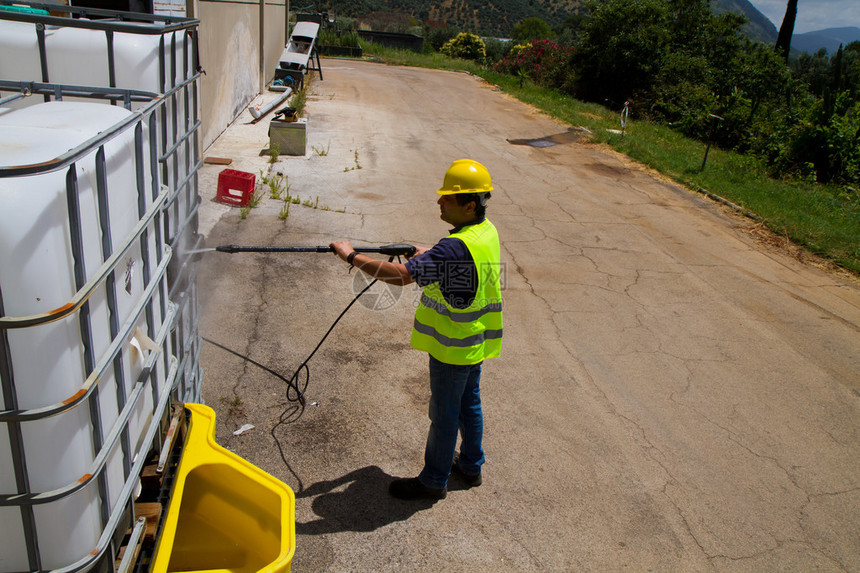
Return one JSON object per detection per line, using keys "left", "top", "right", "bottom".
{"left": 0, "top": 1, "right": 205, "bottom": 357}
{"left": 0, "top": 4, "right": 204, "bottom": 571}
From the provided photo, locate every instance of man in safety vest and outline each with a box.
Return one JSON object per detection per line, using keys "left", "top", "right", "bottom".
{"left": 330, "top": 159, "right": 503, "bottom": 501}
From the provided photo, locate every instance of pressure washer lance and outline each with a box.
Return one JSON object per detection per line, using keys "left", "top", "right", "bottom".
{"left": 215, "top": 243, "right": 417, "bottom": 257}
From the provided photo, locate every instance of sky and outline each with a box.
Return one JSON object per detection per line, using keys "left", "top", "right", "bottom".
{"left": 748, "top": 0, "right": 860, "bottom": 34}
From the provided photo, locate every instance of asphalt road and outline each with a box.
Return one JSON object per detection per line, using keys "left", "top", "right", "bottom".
{"left": 196, "top": 60, "right": 860, "bottom": 572}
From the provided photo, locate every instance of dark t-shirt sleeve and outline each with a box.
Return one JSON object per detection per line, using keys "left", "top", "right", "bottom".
{"left": 405, "top": 237, "right": 477, "bottom": 309}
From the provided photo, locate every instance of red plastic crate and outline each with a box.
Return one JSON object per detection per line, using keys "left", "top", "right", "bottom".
{"left": 216, "top": 169, "right": 256, "bottom": 207}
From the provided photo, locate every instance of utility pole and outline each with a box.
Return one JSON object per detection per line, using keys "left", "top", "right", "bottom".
{"left": 701, "top": 114, "right": 723, "bottom": 171}
{"left": 775, "top": 0, "right": 798, "bottom": 60}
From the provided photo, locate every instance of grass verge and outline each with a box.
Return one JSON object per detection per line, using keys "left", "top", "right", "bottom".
{"left": 356, "top": 44, "right": 860, "bottom": 276}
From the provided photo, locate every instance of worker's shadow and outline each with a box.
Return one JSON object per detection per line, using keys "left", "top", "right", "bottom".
{"left": 295, "top": 465, "right": 441, "bottom": 534}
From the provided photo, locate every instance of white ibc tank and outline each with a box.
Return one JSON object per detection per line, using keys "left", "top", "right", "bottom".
{"left": 0, "top": 102, "right": 171, "bottom": 571}
{"left": 0, "top": 19, "right": 195, "bottom": 246}
{"left": 0, "top": 19, "right": 181, "bottom": 93}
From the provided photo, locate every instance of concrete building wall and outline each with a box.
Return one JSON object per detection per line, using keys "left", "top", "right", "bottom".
{"left": 263, "top": 3, "right": 289, "bottom": 86}
{"left": 194, "top": 0, "right": 287, "bottom": 151}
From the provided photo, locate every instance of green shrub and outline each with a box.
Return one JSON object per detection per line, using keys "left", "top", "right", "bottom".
{"left": 318, "top": 28, "right": 360, "bottom": 48}
{"left": 426, "top": 26, "right": 459, "bottom": 51}
{"left": 440, "top": 32, "right": 486, "bottom": 61}
{"left": 493, "top": 40, "right": 574, "bottom": 91}
{"left": 483, "top": 37, "right": 512, "bottom": 64}
{"left": 511, "top": 17, "right": 554, "bottom": 43}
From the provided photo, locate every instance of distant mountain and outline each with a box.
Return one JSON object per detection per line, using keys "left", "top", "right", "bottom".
{"left": 346, "top": 0, "right": 857, "bottom": 52}
{"left": 711, "top": 0, "right": 777, "bottom": 44}
{"left": 792, "top": 27, "right": 860, "bottom": 54}
{"left": 708, "top": 2, "right": 860, "bottom": 55}
{"left": 346, "top": 0, "right": 584, "bottom": 37}
{"left": 351, "top": 0, "right": 779, "bottom": 39}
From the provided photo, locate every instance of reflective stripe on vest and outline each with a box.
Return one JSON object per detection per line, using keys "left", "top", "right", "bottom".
{"left": 413, "top": 320, "right": 503, "bottom": 348}
{"left": 410, "top": 219, "right": 503, "bottom": 365}
{"left": 417, "top": 293, "right": 503, "bottom": 323}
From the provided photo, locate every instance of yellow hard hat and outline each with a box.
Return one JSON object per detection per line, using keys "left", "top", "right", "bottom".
{"left": 437, "top": 159, "right": 493, "bottom": 195}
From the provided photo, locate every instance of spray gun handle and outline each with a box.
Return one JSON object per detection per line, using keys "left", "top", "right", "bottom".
{"left": 365, "top": 244, "right": 417, "bottom": 257}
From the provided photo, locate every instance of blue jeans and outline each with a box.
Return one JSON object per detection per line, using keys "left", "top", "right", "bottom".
{"left": 418, "top": 355, "right": 485, "bottom": 489}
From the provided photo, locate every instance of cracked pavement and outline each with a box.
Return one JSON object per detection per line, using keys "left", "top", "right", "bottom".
{"left": 196, "top": 60, "right": 860, "bottom": 571}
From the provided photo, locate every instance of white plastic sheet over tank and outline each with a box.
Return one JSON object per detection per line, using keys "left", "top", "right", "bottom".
{"left": 0, "top": 102, "right": 170, "bottom": 570}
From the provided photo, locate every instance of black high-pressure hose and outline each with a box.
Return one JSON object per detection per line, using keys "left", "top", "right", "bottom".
{"left": 203, "top": 244, "right": 414, "bottom": 489}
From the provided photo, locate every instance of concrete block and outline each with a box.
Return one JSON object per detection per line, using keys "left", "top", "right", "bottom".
{"left": 269, "top": 117, "right": 307, "bottom": 156}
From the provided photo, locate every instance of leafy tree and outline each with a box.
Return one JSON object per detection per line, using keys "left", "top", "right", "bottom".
{"left": 558, "top": 14, "right": 587, "bottom": 34}
{"left": 484, "top": 37, "right": 513, "bottom": 63}
{"left": 844, "top": 42, "right": 860, "bottom": 97}
{"left": 554, "top": 14, "right": 588, "bottom": 46}
{"left": 426, "top": 25, "right": 459, "bottom": 51}
{"left": 775, "top": 44, "right": 860, "bottom": 183}
{"left": 733, "top": 44, "right": 791, "bottom": 128}
{"left": 792, "top": 49, "right": 834, "bottom": 97}
{"left": 773, "top": 93, "right": 860, "bottom": 183}
{"left": 572, "top": 0, "right": 758, "bottom": 119}
{"left": 511, "top": 17, "right": 554, "bottom": 43}
{"left": 572, "top": 0, "right": 669, "bottom": 106}
{"left": 440, "top": 32, "right": 487, "bottom": 61}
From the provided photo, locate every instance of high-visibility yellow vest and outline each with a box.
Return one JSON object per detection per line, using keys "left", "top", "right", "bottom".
{"left": 410, "top": 219, "right": 503, "bottom": 365}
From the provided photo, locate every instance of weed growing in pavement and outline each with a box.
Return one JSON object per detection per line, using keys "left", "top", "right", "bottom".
{"left": 268, "top": 143, "right": 280, "bottom": 163}
{"left": 265, "top": 172, "right": 289, "bottom": 200}
{"left": 312, "top": 143, "right": 330, "bottom": 156}
{"left": 344, "top": 149, "right": 362, "bottom": 171}
{"left": 257, "top": 169, "right": 346, "bottom": 218}
{"left": 269, "top": 178, "right": 282, "bottom": 199}
{"left": 290, "top": 87, "right": 307, "bottom": 117}
{"left": 301, "top": 196, "right": 320, "bottom": 209}
{"left": 236, "top": 186, "right": 263, "bottom": 220}
{"left": 281, "top": 174, "right": 291, "bottom": 197}
{"left": 220, "top": 395, "right": 244, "bottom": 416}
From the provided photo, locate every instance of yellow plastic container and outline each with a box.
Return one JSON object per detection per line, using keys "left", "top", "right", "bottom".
{"left": 151, "top": 404, "right": 295, "bottom": 573}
